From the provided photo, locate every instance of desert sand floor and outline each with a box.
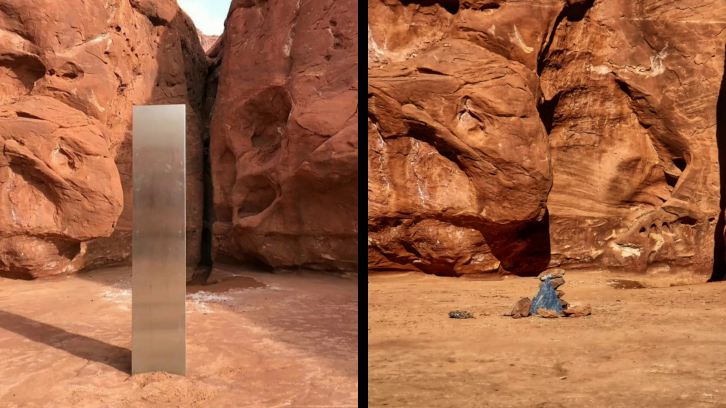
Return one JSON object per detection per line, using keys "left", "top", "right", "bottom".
{"left": 0, "top": 265, "right": 358, "bottom": 407}
{"left": 368, "top": 271, "right": 726, "bottom": 408}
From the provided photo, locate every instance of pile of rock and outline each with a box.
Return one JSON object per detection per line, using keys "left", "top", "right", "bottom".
{"left": 537, "top": 269, "right": 568, "bottom": 311}
{"left": 509, "top": 269, "right": 591, "bottom": 319}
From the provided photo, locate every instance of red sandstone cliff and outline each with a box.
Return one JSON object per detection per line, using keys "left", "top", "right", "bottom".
{"left": 208, "top": 0, "right": 358, "bottom": 271}
{"left": 0, "top": 0, "right": 359, "bottom": 279}
{"left": 368, "top": 0, "right": 726, "bottom": 282}
{"left": 0, "top": 0, "right": 207, "bottom": 278}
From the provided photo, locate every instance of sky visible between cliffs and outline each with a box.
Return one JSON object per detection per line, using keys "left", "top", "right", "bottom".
{"left": 178, "top": 0, "right": 231, "bottom": 35}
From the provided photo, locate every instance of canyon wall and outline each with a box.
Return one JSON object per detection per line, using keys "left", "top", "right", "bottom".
{"left": 208, "top": 0, "right": 359, "bottom": 271}
{"left": 0, "top": 0, "right": 360, "bottom": 279}
{"left": 197, "top": 29, "right": 220, "bottom": 52}
{"left": 367, "top": 0, "right": 726, "bottom": 281}
{"left": 0, "top": 0, "right": 206, "bottom": 278}
{"left": 542, "top": 0, "right": 725, "bottom": 280}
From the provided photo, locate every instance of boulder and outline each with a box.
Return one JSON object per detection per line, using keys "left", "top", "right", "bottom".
{"left": 510, "top": 297, "right": 532, "bottom": 319}
{"left": 563, "top": 305, "right": 592, "bottom": 318}
{"left": 540, "top": 277, "right": 565, "bottom": 290}
{"left": 367, "top": 0, "right": 555, "bottom": 276}
{"left": 539, "top": 269, "right": 566, "bottom": 281}
{"left": 537, "top": 309, "right": 560, "bottom": 319}
{"left": 0, "top": 0, "right": 207, "bottom": 278}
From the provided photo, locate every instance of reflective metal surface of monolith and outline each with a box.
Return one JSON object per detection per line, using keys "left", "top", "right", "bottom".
{"left": 132, "top": 104, "right": 186, "bottom": 375}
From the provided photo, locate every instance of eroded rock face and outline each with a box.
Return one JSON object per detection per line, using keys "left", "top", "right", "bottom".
{"left": 367, "top": 0, "right": 726, "bottom": 280}
{"left": 542, "top": 0, "right": 725, "bottom": 282}
{"left": 0, "top": 0, "right": 206, "bottom": 278}
{"left": 208, "top": 0, "right": 358, "bottom": 270}
{"left": 368, "top": 0, "right": 557, "bottom": 276}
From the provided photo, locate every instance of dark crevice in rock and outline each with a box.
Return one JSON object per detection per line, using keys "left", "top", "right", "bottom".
{"left": 664, "top": 172, "right": 679, "bottom": 188}
{"left": 677, "top": 216, "right": 698, "bottom": 226}
{"left": 417, "top": 67, "right": 448, "bottom": 76}
{"left": 673, "top": 157, "right": 686, "bottom": 172}
{"left": 711, "top": 40, "right": 726, "bottom": 281}
{"left": 614, "top": 77, "right": 634, "bottom": 99}
{"left": 146, "top": 15, "right": 166, "bottom": 27}
{"left": 199, "top": 136, "right": 215, "bottom": 267}
{"left": 537, "top": 0, "right": 595, "bottom": 76}
{"left": 529, "top": 4, "right": 595, "bottom": 276}
{"left": 199, "top": 47, "right": 221, "bottom": 267}
{"left": 60, "top": 241, "right": 82, "bottom": 261}
{"left": 16, "top": 111, "right": 43, "bottom": 120}
{"left": 58, "top": 62, "right": 84, "bottom": 81}
{"left": 536, "top": 92, "right": 562, "bottom": 134}
{"left": 461, "top": 1, "right": 501, "bottom": 11}
{"left": 400, "top": 0, "right": 460, "bottom": 14}
{"left": 563, "top": 0, "right": 595, "bottom": 22}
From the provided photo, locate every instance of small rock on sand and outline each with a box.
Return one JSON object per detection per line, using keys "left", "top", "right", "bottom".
{"left": 510, "top": 297, "right": 531, "bottom": 319}
{"left": 537, "top": 308, "right": 560, "bottom": 318}
{"left": 559, "top": 298, "right": 569, "bottom": 309}
{"left": 563, "top": 305, "right": 592, "bottom": 317}
{"left": 539, "top": 277, "right": 565, "bottom": 289}
{"left": 449, "top": 310, "right": 474, "bottom": 319}
{"left": 538, "top": 269, "right": 565, "bottom": 281}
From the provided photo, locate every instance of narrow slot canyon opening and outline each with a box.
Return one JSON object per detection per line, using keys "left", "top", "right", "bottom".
{"left": 199, "top": 137, "right": 215, "bottom": 268}
{"left": 189, "top": 132, "right": 216, "bottom": 286}
{"left": 536, "top": 92, "right": 561, "bottom": 134}
{"left": 711, "top": 41, "right": 726, "bottom": 281}
{"left": 196, "top": 55, "right": 220, "bottom": 282}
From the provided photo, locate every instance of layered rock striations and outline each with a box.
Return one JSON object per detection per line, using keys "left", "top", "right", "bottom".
{"left": 541, "top": 0, "right": 725, "bottom": 281}
{"left": 367, "top": 0, "right": 726, "bottom": 280}
{"left": 368, "top": 0, "right": 559, "bottom": 276}
{"left": 208, "top": 0, "right": 358, "bottom": 271}
{"left": 0, "top": 0, "right": 207, "bottom": 278}
{"left": 0, "top": 0, "right": 360, "bottom": 279}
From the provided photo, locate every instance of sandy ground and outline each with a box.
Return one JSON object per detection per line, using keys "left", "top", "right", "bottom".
{"left": 0, "top": 265, "right": 358, "bottom": 407}
{"left": 368, "top": 271, "right": 726, "bottom": 408}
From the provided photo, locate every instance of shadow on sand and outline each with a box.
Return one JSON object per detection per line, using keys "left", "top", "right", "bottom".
{"left": 0, "top": 309, "right": 130, "bottom": 374}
